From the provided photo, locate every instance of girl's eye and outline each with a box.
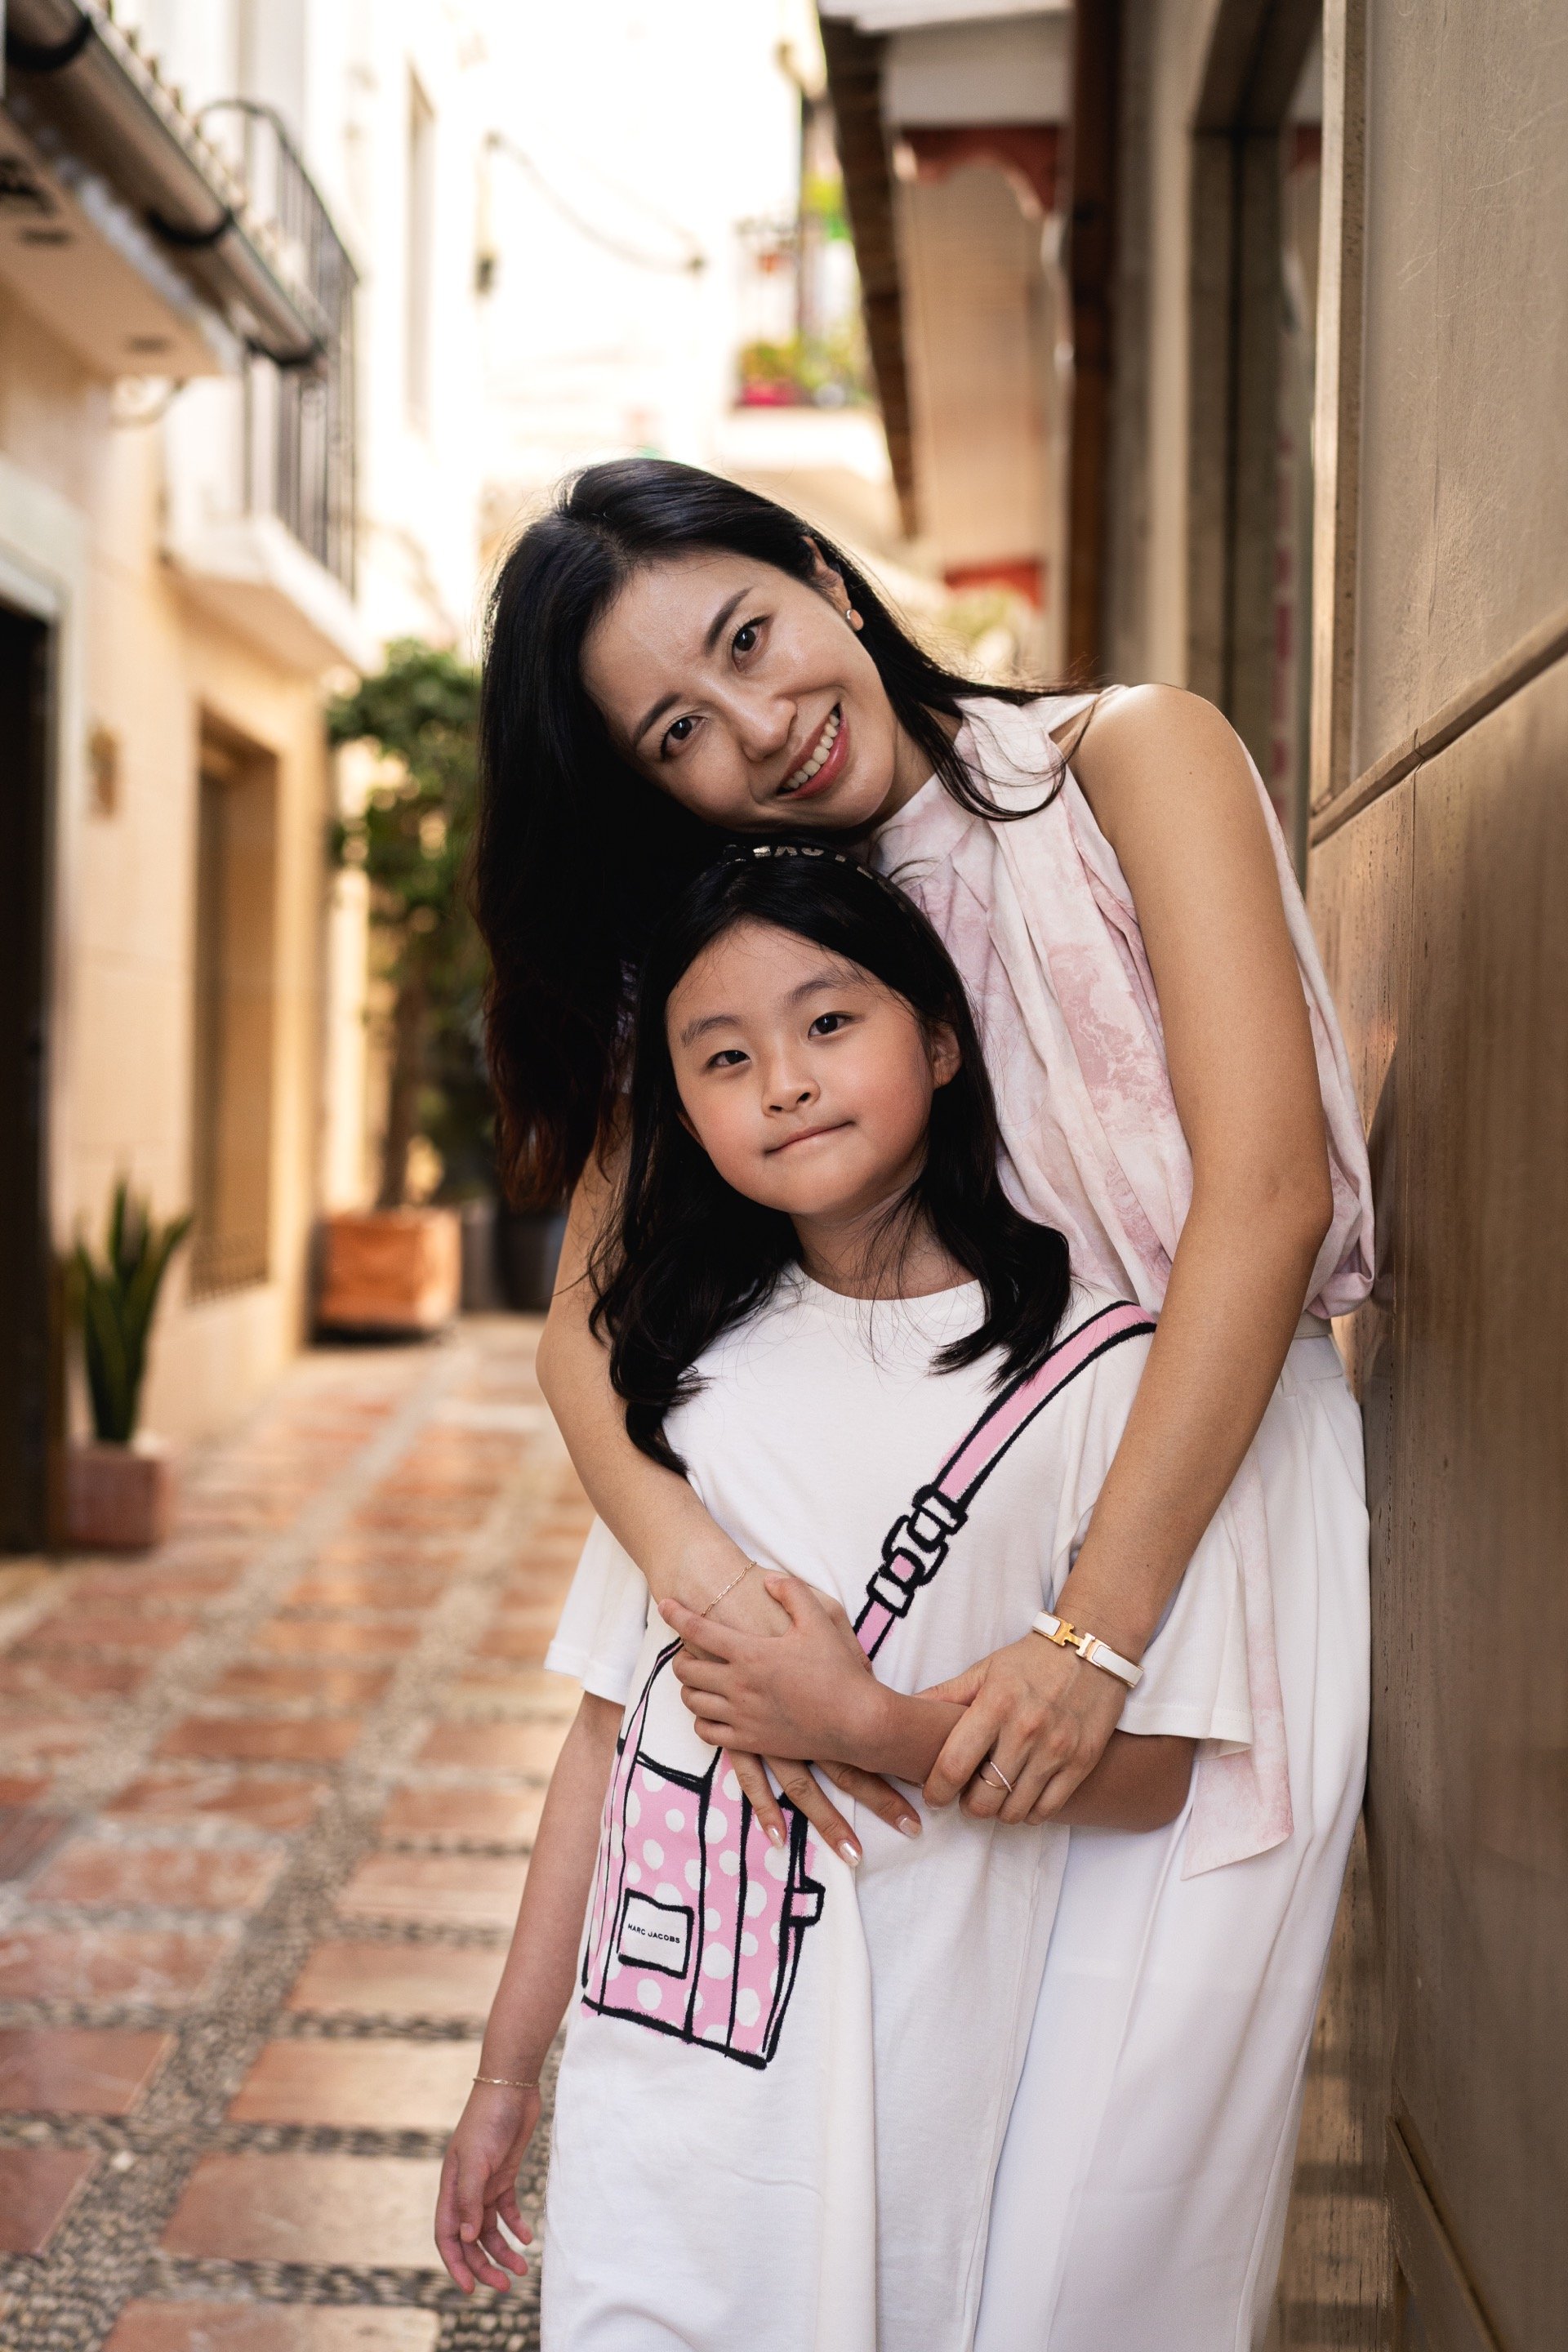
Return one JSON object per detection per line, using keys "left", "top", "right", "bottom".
{"left": 809, "top": 1012, "right": 850, "bottom": 1036}
{"left": 662, "top": 715, "right": 697, "bottom": 756}
{"left": 732, "top": 617, "right": 766, "bottom": 657}
{"left": 706, "top": 1048, "right": 748, "bottom": 1070}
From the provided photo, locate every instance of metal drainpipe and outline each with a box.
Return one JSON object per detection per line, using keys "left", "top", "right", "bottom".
{"left": 4, "top": 0, "right": 323, "bottom": 368}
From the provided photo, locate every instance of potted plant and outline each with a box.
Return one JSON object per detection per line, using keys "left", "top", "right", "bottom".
{"left": 65, "top": 1181, "right": 191, "bottom": 1551}
{"left": 319, "top": 641, "right": 492, "bottom": 1333}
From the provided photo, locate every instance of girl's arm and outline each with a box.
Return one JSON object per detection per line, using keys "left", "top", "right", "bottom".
{"left": 926, "top": 686, "right": 1333, "bottom": 1822}
{"left": 537, "top": 1156, "right": 921, "bottom": 1853}
{"left": 664, "top": 1580, "right": 1193, "bottom": 1831}
{"left": 434, "top": 1693, "right": 620, "bottom": 2295}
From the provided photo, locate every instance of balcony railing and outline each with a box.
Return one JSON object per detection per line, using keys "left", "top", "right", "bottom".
{"left": 198, "top": 100, "right": 357, "bottom": 592}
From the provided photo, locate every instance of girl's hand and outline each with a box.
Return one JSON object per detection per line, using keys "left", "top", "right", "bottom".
{"left": 662, "top": 1577, "right": 921, "bottom": 1858}
{"left": 434, "top": 2082, "right": 539, "bottom": 2294}
{"left": 664, "top": 1576, "right": 881, "bottom": 1762}
{"left": 922, "top": 1633, "right": 1128, "bottom": 1824}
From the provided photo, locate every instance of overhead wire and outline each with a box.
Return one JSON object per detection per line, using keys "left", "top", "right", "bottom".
{"left": 482, "top": 132, "right": 706, "bottom": 278}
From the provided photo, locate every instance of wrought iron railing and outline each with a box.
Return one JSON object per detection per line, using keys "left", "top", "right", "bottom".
{"left": 197, "top": 100, "right": 357, "bottom": 592}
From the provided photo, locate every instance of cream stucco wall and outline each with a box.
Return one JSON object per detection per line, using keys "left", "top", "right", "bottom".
{"left": 1, "top": 286, "right": 333, "bottom": 1450}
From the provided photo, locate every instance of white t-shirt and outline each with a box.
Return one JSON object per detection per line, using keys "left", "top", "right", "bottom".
{"left": 542, "top": 1278, "right": 1251, "bottom": 2352}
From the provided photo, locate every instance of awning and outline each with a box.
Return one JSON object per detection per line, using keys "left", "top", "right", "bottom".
{"left": 3, "top": 0, "right": 330, "bottom": 370}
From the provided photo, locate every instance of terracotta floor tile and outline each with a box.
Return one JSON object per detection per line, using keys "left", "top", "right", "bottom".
{"left": 254, "top": 1619, "right": 419, "bottom": 1658}
{"left": 229, "top": 2035, "right": 481, "bottom": 2130}
{"left": 376, "top": 1784, "right": 543, "bottom": 1845}
{"left": 70, "top": 1566, "right": 231, "bottom": 1604}
{"left": 498, "top": 1568, "right": 576, "bottom": 1605}
{"left": 318, "top": 1539, "right": 463, "bottom": 1570}
{"left": 157, "top": 1717, "right": 362, "bottom": 1765}
{"left": 286, "top": 1937, "right": 504, "bottom": 2020}
{"left": 0, "top": 1808, "right": 71, "bottom": 1882}
{"left": 105, "top": 2305, "right": 440, "bottom": 2352}
{"left": 0, "top": 1713, "right": 101, "bottom": 1765}
{"left": 0, "top": 1925, "right": 232, "bottom": 2003}
{"left": 0, "top": 2026, "right": 173, "bottom": 2114}
{"left": 105, "top": 1771, "right": 323, "bottom": 1833}
{"left": 336, "top": 1851, "right": 523, "bottom": 1930}
{"left": 208, "top": 1662, "right": 393, "bottom": 1707}
{"left": 472, "top": 1617, "right": 555, "bottom": 1664}
{"left": 282, "top": 1570, "right": 448, "bottom": 1610}
{"left": 16, "top": 1612, "right": 196, "bottom": 1653}
{"left": 160, "top": 2151, "right": 446, "bottom": 2268}
{"left": 29, "top": 1840, "right": 283, "bottom": 1913}
{"left": 415, "top": 1720, "right": 566, "bottom": 1775}
{"left": 450, "top": 1666, "right": 577, "bottom": 1713}
{"left": 0, "top": 2147, "right": 96, "bottom": 2254}
{"left": 0, "top": 1655, "right": 149, "bottom": 1700}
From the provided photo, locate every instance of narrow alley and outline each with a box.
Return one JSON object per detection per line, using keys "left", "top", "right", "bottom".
{"left": 0, "top": 1323, "right": 584, "bottom": 2352}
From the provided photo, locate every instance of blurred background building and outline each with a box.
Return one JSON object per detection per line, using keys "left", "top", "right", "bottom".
{"left": 2, "top": 2, "right": 1566, "bottom": 2343}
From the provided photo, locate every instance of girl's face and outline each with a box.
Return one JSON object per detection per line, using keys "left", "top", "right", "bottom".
{"left": 581, "top": 550, "right": 932, "bottom": 834}
{"left": 665, "top": 918, "right": 958, "bottom": 1230}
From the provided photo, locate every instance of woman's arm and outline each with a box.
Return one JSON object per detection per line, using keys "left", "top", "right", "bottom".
{"left": 925, "top": 686, "right": 1333, "bottom": 1824}
{"left": 664, "top": 1579, "right": 1193, "bottom": 1830}
{"left": 536, "top": 1157, "right": 920, "bottom": 1852}
{"left": 434, "top": 1693, "right": 620, "bottom": 2293}
{"left": 537, "top": 1153, "right": 757, "bottom": 1615}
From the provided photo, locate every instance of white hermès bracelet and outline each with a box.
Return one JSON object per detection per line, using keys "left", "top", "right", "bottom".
{"left": 1031, "top": 1611, "right": 1143, "bottom": 1690}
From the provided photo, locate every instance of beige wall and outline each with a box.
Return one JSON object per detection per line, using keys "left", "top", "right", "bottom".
{"left": 896, "top": 160, "right": 1063, "bottom": 648}
{"left": 1, "top": 287, "right": 335, "bottom": 1451}
{"left": 1111, "top": 0, "right": 1227, "bottom": 688}
{"left": 1351, "top": 0, "right": 1567, "bottom": 780}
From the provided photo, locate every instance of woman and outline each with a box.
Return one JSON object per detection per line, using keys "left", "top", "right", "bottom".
{"left": 474, "top": 459, "right": 1371, "bottom": 2347}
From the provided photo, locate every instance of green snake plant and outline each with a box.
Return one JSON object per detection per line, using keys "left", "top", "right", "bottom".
{"left": 73, "top": 1181, "right": 192, "bottom": 1445}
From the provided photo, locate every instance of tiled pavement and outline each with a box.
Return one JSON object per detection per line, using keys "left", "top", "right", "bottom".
{"left": 0, "top": 1320, "right": 589, "bottom": 2352}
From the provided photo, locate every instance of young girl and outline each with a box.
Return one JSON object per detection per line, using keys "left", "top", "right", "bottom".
{"left": 437, "top": 851, "right": 1254, "bottom": 2350}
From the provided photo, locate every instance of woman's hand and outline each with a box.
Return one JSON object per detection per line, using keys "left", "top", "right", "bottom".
{"left": 922, "top": 1633, "right": 1128, "bottom": 1824}
{"left": 434, "top": 2082, "right": 538, "bottom": 2294}
{"left": 663, "top": 1576, "right": 922, "bottom": 1857}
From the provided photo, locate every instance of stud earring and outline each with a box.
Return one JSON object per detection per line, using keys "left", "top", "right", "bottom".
{"left": 845, "top": 607, "right": 863, "bottom": 631}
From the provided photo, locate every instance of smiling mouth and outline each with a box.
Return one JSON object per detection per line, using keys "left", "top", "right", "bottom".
{"left": 766, "top": 1121, "right": 849, "bottom": 1155}
{"left": 778, "top": 706, "right": 843, "bottom": 796}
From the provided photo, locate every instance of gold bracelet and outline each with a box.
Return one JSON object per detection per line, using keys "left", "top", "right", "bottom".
{"left": 473, "top": 2072, "right": 538, "bottom": 2090}
{"left": 698, "top": 1559, "right": 757, "bottom": 1619}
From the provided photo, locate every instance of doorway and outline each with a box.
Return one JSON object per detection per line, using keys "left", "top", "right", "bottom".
{"left": 0, "top": 596, "right": 58, "bottom": 1552}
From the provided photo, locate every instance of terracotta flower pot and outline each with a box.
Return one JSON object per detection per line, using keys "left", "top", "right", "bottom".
{"left": 316, "top": 1207, "right": 462, "bottom": 1334}
{"left": 66, "top": 1435, "right": 175, "bottom": 1552}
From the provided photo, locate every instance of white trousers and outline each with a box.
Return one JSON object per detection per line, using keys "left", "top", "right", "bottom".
{"left": 974, "top": 1333, "right": 1370, "bottom": 2352}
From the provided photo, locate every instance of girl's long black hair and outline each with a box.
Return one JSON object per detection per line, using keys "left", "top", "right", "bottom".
{"left": 474, "top": 457, "right": 1054, "bottom": 1206}
{"left": 590, "top": 848, "right": 1071, "bottom": 1472}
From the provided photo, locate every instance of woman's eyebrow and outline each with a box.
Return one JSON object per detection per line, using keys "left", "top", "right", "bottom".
{"left": 634, "top": 589, "right": 757, "bottom": 746}
{"left": 702, "top": 586, "right": 753, "bottom": 655}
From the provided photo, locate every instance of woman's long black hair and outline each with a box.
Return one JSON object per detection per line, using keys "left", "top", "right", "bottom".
{"left": 590, "top": 847, "right": 1071, "bottom": 1472}
{"left": 474, "top": 457, "right": 1053, "bottom": 1206}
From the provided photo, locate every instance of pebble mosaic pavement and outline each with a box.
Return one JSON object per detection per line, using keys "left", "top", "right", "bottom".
{"left": 0, "top": 1320, "right": 586, "bottom": 2352}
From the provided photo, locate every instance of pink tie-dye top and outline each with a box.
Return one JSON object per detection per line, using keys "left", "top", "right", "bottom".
{"left": 872, "top": 695, "right": 1373, "bottom": 1872}
{"left": 871, "top": 695, "right": 1374, "bottom": 1319}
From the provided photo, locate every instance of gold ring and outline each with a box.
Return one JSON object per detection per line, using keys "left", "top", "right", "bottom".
{"left": 982, "top": 1758, "right": 1015, "bottom": 1794}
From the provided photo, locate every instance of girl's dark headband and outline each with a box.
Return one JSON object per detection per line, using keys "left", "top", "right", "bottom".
{"left": 718, "top": 839, "right": 893, "bottom": 891}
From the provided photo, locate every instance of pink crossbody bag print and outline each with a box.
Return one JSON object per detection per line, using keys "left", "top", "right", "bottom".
{"left": 579, "top": 1299, "right": 1155, "bottom": 2069}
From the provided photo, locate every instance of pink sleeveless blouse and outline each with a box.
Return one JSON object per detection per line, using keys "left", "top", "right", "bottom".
{"left": 871, "top": 696, "right": 1374, "bottom": 1872}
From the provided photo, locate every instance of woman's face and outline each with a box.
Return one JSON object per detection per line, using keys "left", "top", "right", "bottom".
{"left": 581, "top": 550, "right": 931, "bottom": 834}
